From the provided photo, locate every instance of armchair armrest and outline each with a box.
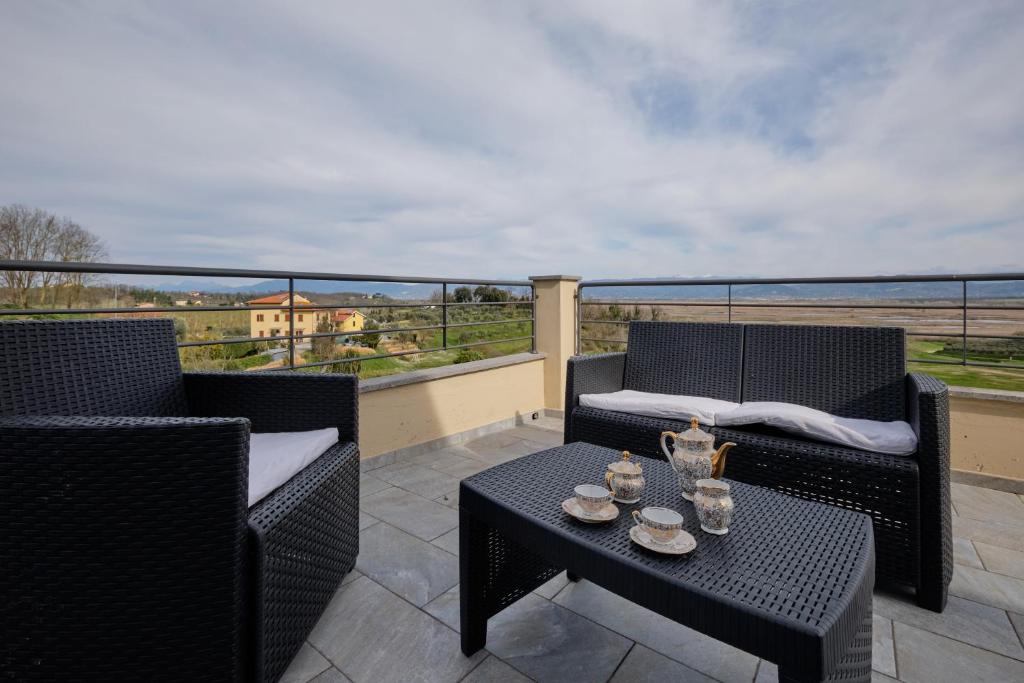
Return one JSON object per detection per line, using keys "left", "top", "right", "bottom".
{"left": 564, "top": 352, "right": 626, "bottom": 443}
{"left": 185, "top": 371, "right": 359, "bottom": 444}
{"left": 0, "top": 415, "right": 250, "bottom": 680}
{"left": 906, "top": 372, "right": 953, "bottom": 610}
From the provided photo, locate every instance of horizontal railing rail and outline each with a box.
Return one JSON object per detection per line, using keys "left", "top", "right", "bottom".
{"left": 0, "top": 260, "right": 536, "bottom": 373}
{"left": 578, "top": 273, "right": 1024, "bottom": 374}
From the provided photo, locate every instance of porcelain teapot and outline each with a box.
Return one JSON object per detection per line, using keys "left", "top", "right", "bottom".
{"left": 661, "top": 418, "right": 735, "bottom": 500}
{"left": 604, "top": 451, "right": 644, "bottom": 504}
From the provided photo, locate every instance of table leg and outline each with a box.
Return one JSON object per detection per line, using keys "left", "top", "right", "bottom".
{"left": 459, "top": 508, "right": 488, "bottom": 655}
{"left": 777, "top": 607, "right": 873, "bottom": 682}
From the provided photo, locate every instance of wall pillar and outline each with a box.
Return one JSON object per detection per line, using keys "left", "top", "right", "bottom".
{"left": 530, "top": 275, "right": 580, "bottom": 412}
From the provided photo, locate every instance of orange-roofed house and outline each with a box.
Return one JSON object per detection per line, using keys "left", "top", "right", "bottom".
{"left": 247, "top": 293, "right": 330, "bottom": 340}
{"left": 331, "top": 309, "right": 365, "bottom": 333}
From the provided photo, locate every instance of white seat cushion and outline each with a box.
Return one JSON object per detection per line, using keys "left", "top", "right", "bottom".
{"left": 248, "top": 427, "right": 339, "bottom": 507}
{"left": 579, "top": 390, "right": 740, "bottom": 426}
{"left": 715, "top": 402, "right": 918, "bottom": 455}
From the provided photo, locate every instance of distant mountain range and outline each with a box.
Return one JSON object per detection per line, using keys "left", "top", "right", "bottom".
{"left": 151, "top": 277, "right": 1024, "bottom": 301}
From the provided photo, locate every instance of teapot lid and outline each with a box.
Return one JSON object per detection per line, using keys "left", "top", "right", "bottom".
{"left": 679, "top": 417, "right": 713, "bottom": 444}
{"left": 608, "top": 450, "right": 642, "bottom": 475}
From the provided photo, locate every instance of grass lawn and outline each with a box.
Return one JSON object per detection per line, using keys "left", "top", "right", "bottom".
{"left": 908, "top": 339, "right": 1024, "bottom": 392}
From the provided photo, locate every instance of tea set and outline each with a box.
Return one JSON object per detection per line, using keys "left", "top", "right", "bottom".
{"left": 561, "top": 418, "right": 737, "bottom": 554}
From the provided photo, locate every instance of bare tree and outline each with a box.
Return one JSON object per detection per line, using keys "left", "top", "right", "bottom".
{"left": 0, "top": 204, "right": 107, "bottom": 308}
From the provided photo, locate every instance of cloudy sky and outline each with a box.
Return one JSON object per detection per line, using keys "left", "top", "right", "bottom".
{"left": 1, "top": 1, "right": 1022, "bottom": 280}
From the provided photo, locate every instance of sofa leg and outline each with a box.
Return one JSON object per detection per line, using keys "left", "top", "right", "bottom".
{"left": 916, "top": 583, "right": 948, "bottom": 613}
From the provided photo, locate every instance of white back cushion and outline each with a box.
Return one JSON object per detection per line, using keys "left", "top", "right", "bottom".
{"left": 248, "top": 427, "right": 339, "bottom": 507}
{"left": 579, "top": 390, "right": 740, "bottom": 426}
{"left": 716, "top": 402, "right": 918, "bottom": 455}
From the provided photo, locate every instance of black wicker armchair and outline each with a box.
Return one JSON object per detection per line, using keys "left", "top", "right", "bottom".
{"left": 0, "top": 319, "right": 359, "bottom": 682}
{"left": 566, "top": 321, "right": 952, "bottom": 612}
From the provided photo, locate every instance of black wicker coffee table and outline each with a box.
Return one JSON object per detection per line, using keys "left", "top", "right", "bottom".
{"left": 459, "top": 442, "right": 875, "bottom": 683}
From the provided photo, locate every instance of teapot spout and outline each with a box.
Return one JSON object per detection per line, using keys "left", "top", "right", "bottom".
{"left": 712, "top": 442, "right": 736, "bottom": 479}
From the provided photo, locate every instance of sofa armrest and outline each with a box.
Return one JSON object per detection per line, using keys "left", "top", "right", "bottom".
{"left": 185, "top": 371, "right": 359, "bottom": 444}
{"left": 906, "top": 372, "right": 953, "bottom": 610}
{"left": 564, "top": 352, "right": 626, "bottom": 443}
{"left": 0, "top": 415, "right": 250, "bottom": 680}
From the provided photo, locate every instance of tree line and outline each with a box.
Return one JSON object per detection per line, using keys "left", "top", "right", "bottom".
{"left": 0, "top": 204, "right": 107, "bottom": 308}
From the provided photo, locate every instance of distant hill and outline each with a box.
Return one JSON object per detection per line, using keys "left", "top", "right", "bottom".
{"left": 154, "top": 279, "right": 442, "bottom": 300}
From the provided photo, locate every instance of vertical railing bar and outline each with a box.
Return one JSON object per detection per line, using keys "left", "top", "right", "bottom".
{"left": 575, "top": 284, "right": 582, "bottom": 355}
{"left": 530, "top": 283, "right": 537, "bottom": 353}
{"left": 962, "top": 280, "right": 968, "bottom": 366}
{"left": 288, "top": 277, "right": 295, "bottom": 370}
{"left": 727, "top": 283, "right": 732, "bottom": 323}
{"left": 442, "top": 283, "right": 448, "bottom": 350}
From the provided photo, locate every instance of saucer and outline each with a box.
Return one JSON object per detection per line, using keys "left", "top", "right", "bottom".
{"left": 562, "top": 498, "right": 619, "bottom": 523}
{"left": 629, "top": 525, "right": 697, "bottom": 555}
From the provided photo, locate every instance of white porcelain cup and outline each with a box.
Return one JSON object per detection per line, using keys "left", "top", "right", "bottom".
{"left": 631, "top": 506, "right": 684, "bottom": 543}
{"left": 574, "top": 484, "right": 612, "bottom": 514}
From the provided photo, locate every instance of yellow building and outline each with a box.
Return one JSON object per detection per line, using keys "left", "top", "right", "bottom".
{"left": 247, "top": 293, "right": 330, "bottom": 340}
{"left": 331, "top": 309, "right": 366, "bottom": 333}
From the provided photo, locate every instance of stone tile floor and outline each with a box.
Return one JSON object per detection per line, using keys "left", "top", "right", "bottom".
{"left": 283, "top": 417, "right": 1024, "bottom": 683}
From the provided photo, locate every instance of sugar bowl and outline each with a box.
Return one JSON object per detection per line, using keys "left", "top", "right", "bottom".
{"left": 605, "top": 451, "right": 645, "bottom": 504}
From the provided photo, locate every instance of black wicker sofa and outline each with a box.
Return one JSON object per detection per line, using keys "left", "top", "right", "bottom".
{"left": 565, "top": 321, "right": 951, "bottom": 612}
{"left": 0, "top": 319, "right": 359, "bottom": 681}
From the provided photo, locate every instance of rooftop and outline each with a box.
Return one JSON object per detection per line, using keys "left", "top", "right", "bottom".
{"left": 282, "top": 418, "right": 1024, "bottom": 683}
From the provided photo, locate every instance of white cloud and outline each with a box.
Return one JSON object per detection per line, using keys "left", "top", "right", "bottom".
{"left": 0, "top": 0, "right": 1021, "bottom": 279}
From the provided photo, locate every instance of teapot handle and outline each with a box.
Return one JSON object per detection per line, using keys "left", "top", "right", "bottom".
{"left": 660, "top": 431, "right": 677, "bottom": 462}
{"left": 604, "top": 470, "right": 615, "bottom": 492}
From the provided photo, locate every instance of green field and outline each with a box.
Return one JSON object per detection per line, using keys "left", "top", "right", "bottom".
{"left": 907, "top": 339, "right": 1024, "bottom": 392}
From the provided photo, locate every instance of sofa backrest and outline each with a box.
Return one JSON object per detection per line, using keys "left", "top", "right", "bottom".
{"left": 742, "top": 324, "right": 906, "bottom": 421}
{"left": 0, "top": 319, "right": 189, "bottom": 417}
{"left": 624, "top": 321, "right": 743, "bottom": 401}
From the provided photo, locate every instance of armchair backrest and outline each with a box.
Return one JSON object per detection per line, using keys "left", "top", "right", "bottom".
{"left": 623, "top": 322, "right": 743, "bottom": 401}
{"left": 0, "top": 319, "right": 188, "bottom": 417}
{"left": 742, "top": 324, "right": 906, "bottom": 421}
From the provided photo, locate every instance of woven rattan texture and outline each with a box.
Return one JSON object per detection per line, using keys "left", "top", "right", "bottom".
{"left": 908, "top": 373, "right": 952, "bottom": 611}
{"left": 623, "top": 322, "right": 743, "bottom": 401}
{"left": 741, "top": 325, "right": 907, "bottom": 421}
{"left": 0, "top": 416, "right": 250, "bottom": 681}
{"left": 712, "top": 426, "right": 920, "bottom": 591}
{"left": 563, "top": 352, "right": 625, "bottom": 444}
{"left": 0, "top": 319, "right": 188, "bottom": 417}
{"left": 461, "top": 443, "right": 874, "bottom": 679}
{"left": 249, "top": 442, "right": 360, "bottom": 683}
{"left": 570, "top": 405, "right": 697, "bottom": 457}
{"left": 186, "top": 372, "right": 359, "bottom": 444}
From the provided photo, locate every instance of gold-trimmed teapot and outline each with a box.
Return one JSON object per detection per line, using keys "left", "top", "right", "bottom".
{"left": 661, "top": 417, "right": 735, "bottom": 500}
{"left": 604, "top": 451, "right": 644, "bottom": 504}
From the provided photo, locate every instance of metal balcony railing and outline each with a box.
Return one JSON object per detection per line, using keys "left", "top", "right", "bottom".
{"left": 577, "top": 272, "right": 1024, "bottom": 374}
{"left": 0, "top": 260, "right": 535, "bottom": 373}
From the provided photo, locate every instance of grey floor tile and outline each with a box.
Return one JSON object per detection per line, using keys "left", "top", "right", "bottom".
{"left": 465, "top": 430, "right": 526, "bottom": 451}
{"left": 872, "top": 615, "right": 897, "bottom": 678}
{"left": 486, "top": 593, "right": 632, "bottom": 683}
{"left": 373, "top": 463, "right": 460, "bottom": 499}
{"left": 506, "top": 425, "right": 563, "bottom": 447}
{"left": 357, "top": 511, "right": 378, "bottom": 531}
{"left": 431, "top": 527, "right": 460, "bottom": 556}
{"left": 975, "top": 541, "right": 1024, "bottom": 580}
{"left": 408, "top": 450, "right": 477, "bottom": 471}
{"left": 310, "top": 667, "right": 351, "bottom": 683}
{"left": 436, "top": 489, "right": 459, "bottom": 509}
{"left": 950, "top": 564, "right": 1024, "bottom": 614}
{"left": 753, "top": 661, "right": 776, "bottom": 682}
{"left": 341, "top": 569, "right": 362, "bottom": 587}
{"left": 359, "top": 486, "right": 458, "bottom": 541}
{"left": 952, "top": 483, "right": 1024, "bottom": 525}
{"left": 533, "top": 571, "right": 569, "bottom": 599}
{"left": 893, "top": 621, "right": 1024, "bottom": 682}
{"left": 423, "top": 585, "right": 461, "bottom": 632}
{"left": 463, "top": 655, "right": 531, "bottom": 682}
{"left": 437, "top": 458, "right": 492, "bottom": 479}
{"left": 528, "top": 415, "right": 564, "bottom": 432}
{"left": 610, "top": 644, "right": 714, "bottom": 682}
{"left": 471, "top": 440, "right": 542, "bottom": 465}
{"left": 308, "top": 576, "right": 484, "bottom": 683}
{"left": 1010, "top": 612, "right": 1024, "bottom": 648}
{"left": 553, "top": 580, "right": 758, "bottom": 682}
{"left": 355, "top": 522, "right": 458, "bottom": 606}
{"left": 953, "top": 515, "right": 1024, "bottom": 553}
{"left": 873, "top": 591, "right": 1024, "bottom": 659}
{"left": 870, "top": 673, "right": 899, "bottom": 683}
{"left": 953, "top": 536, "right": 983, "bottom": 569}
{"left": 279, "top": 642, "right": 331, "bottom": 683}
{"left": 358, "top": 473, "right": 391, "bottom": 498}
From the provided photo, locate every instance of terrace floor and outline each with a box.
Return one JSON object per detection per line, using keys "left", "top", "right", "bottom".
{"left": 283, "top": 418, "right": 1024, "bottom": 683}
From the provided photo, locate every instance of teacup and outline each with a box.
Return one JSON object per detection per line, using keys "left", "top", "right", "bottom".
{"left": 631, "top": 506, "right": 684, "bottom": 544}
{"left": 574, "top": 484, "right": 612, "bottom": 514}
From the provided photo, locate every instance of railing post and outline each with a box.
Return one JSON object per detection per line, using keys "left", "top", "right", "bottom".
{"left": 442, "top": 283, "right": 448, "bottom": 350}
{"left": 288, "top": 277, "right": 295, "bottom": 369}
{"left": 531, "top": 283, "right": 537, "bottom": 353}
{"left": 575, "top": 285, "right": 581, "bottom": 354}
{"left": 727, "top": 284, "right": 732, "bottom": 323}
{"left": 962, "top": 280, "right": 968, "bottom": 366}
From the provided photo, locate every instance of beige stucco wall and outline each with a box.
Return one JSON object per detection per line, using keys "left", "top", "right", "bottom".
{"left": 950, "top": 395, "right": 1024, "bottom": 481}
{"left": 359, "top": 356, "right": 545, "bottom": 458}
{"left": 531, "top": 276, "right": 579, "bottom": 410}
